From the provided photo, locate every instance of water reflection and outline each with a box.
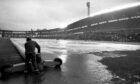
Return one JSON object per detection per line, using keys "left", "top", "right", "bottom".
{"left": 24, "top": 68, "right": 62, "bottom": 84}
{"left": 85, "top": 54, "right": 112, "bottom": 83}
{"left": 5, "top": 39, "right": 140, "bottom": 84}
{"left": 24, "top": 74, "right": 43, "bottom": 84}
{"left": 57, "top": 40, "right": 69, "bottom": 64}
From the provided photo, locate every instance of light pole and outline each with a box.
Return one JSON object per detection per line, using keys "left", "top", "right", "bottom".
{"left": 87, "top": 1, "right": 91, "bottom": 16}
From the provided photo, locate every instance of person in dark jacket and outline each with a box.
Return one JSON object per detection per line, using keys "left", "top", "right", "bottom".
{"left": 24, "top": 37, "right": 41, "bottom": 73}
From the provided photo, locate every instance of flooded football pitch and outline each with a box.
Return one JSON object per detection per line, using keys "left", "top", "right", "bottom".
{"left": 0, "top": 39, "right": 140, "bottom": 84}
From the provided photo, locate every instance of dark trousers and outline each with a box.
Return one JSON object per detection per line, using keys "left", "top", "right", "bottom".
{"left": 25, "top": 53, "right": 37, "bottom": 70}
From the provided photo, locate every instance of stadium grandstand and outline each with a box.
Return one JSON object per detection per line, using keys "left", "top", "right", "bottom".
{"left": 63, "top": 3, "right": 140, "bottom": 42}
{"left": 1, "top": 3, "right": 140, "bottom": 42}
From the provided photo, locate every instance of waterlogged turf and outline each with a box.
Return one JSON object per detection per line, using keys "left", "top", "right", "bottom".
{"left": 1, "top": 38, "right": 140, "bottom": 84}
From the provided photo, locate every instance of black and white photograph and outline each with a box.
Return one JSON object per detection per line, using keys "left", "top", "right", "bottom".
{"left": 0, "top": 0, "right": 140, "bottom": 84}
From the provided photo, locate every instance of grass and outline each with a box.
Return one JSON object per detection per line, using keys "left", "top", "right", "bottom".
{"left": 100, "top": 50, "right": 140, "bottom": 83}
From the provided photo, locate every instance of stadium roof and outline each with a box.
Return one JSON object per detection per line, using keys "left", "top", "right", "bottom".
{"left": 67, "top": 2, "right": 140, "bottom": 29}
{"left": 90, "top": 2, "right": 140, "bottom": 17}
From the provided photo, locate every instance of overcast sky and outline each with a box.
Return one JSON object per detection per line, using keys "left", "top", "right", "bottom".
{"left": 0, "top": 0, "right": 139, "bottom": 31}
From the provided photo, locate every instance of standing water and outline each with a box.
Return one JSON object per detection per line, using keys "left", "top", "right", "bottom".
{"left": 1, "top": 38, "right": 140, "bottom": 84}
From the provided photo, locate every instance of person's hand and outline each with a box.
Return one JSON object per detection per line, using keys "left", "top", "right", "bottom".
{"left": 37, "top": 53, "right": 41, "bottom": 55}
{"left": 36, "top": 53, "right": 41, "bottom": 58}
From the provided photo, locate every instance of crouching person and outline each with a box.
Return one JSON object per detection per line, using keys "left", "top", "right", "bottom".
{"left": 24, "top": 37, "right": 41, "bottom": 73}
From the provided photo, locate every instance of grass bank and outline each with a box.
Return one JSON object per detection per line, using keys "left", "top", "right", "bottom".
{"left": 0, "top": 38, "right": 24, "bottom": 69}
{"left": 100, "top": 50, "right": 140, "bottom": 83}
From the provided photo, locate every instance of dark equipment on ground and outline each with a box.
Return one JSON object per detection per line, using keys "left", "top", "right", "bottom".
{"left": 0, "top": 54, "right": 62, "bottom": 77}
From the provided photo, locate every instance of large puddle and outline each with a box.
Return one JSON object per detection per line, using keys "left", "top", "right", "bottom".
{"left": 1, "top": 38, "right": 140, "bottom": 84}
